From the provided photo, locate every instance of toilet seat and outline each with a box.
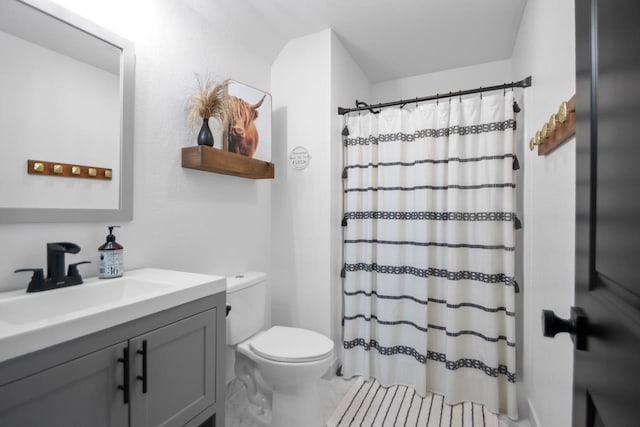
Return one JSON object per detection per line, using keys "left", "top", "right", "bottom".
{"left": 249, "top": 326, "right": 334, "bottom": 363}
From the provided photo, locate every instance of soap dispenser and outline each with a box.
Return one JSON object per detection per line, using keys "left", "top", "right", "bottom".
{"left": 98, "top": 226, "right": 123, "bottom": 279}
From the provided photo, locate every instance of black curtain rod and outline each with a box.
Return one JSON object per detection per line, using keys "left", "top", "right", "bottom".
{"left": 337, "top": 76, "right": 532, "bottom": 115}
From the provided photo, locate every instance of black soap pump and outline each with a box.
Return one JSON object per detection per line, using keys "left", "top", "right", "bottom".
{"left": 98, "top": 226, "right": 124, "bottom": 279}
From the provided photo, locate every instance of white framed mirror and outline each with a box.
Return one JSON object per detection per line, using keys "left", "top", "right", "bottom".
{"left": 0, "top": 0, "right": 134, "bottom": 223}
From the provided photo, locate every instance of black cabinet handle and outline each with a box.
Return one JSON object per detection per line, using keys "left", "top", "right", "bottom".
{"left": 136, "top": 340, "right": 148, "bottom": 393}
{"left": 117, "top": 347, "right": 130, "bottom": 404}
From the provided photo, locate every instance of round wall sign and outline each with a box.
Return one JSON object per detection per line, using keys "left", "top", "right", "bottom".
{"left": 288, "top": 146, "right": 311, "bottom": 170}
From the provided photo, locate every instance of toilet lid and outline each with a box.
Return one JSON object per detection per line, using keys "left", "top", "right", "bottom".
{"left": 250, "top": 326, "right": 334, "bottom": 363}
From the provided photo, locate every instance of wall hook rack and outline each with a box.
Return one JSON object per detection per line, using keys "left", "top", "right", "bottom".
{"left": 27, "top": 160, "right": 112, "bottom": 180}
{"left": 529, "top": 95, "right": 576, "bottom": 155}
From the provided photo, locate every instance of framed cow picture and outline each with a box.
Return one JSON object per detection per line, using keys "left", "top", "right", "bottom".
{"left": 224, "top": 80, "right": 272, "bottom": 162}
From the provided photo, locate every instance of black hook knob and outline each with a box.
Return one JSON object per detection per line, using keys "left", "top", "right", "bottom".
{"left": 542, "top": 306, "right": 589, "bottom": 350}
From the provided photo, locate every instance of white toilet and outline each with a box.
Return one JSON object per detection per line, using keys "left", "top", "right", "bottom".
{"left": 226, "top": 272, "right": 334, "bottom": 427}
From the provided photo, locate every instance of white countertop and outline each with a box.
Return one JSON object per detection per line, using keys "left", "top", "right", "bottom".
{"left": 0, "top": 268, "right": 226, "bottom": 363}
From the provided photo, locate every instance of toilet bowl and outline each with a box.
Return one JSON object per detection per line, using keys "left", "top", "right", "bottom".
{"left": 226, "top": 273, "right": 334, "bottom": 427}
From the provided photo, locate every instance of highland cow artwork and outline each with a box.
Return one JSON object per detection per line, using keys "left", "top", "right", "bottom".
{"left": 226, "top": 80, "right": 272, "bottom": 162}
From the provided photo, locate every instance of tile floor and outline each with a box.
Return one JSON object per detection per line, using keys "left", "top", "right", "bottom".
{"left": 225, "top": 375, "right": 354, "bottom": 427}
{"left": 225, "top": 375, "right": 531, "bottom": 427}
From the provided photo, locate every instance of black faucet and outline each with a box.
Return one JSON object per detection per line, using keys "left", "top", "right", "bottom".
{"left": 47, "top": 242, "right": 80, "bottom": 286}
{"left": 15, "top": 242, "right": 91, "bottom": 292}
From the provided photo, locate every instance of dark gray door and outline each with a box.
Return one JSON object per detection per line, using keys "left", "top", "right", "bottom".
{"left": 129, "top": 308, "right": 217, "bottom": 427}
{"left": 0, "top": 341, "right": 128, "bottom": 427}
{"left": 572, "top": 0, "right": 640, "bottom": 425}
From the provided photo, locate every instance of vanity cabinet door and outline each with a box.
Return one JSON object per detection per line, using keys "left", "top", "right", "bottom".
{"left": 0, "top": 341, "right": 129, "bottom": 427}
{"left": 129, "top": 308, "right": 216, "bottom": 427}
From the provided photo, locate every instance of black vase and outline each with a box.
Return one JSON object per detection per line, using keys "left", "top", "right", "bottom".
{"left": 197, "top": 117, "right": 214, "bottom": 147}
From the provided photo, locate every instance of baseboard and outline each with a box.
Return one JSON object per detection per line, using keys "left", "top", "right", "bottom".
{"left": 527, "top": 399, "right": 540, "bottom": 427}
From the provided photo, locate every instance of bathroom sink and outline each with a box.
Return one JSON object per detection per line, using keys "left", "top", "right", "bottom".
{"left": 0, "top": 278, "right": 171, "bottom": 325}
{"left": 0, "top": 268, "right": 225, "bottom": 363}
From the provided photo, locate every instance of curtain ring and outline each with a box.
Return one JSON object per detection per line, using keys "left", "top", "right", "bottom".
{"left": 479, "top": 87, "right": 483, "bottom": 100}
{"left": 436, "top": 93, "right": 439, "bottom": 105}
{"left": 448, "top": 91, "right": 452, "bottom": 103}
{"left": 503, "top": 84, "right": 506, "bottom": 96}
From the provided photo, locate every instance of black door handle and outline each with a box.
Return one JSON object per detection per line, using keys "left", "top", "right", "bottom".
{"left": 117, "top": 347, "right": 130, "bottom": 404}
{"left": 542, "top": 306, "right": 588, "bottom": 350}
{"left": 136, "top": 340, "right": 148, "bottom": 393}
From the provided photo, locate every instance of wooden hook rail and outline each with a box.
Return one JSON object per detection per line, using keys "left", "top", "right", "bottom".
{"left": 27, "top": 160, "right": 113, "bottom": 180}
{"left": 529, "top": 94, "right": 576, "bottom": 155}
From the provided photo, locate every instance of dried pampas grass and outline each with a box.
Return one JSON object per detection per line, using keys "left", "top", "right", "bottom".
{"left": 187, "top": 75, "right": 231, "bottom": 126}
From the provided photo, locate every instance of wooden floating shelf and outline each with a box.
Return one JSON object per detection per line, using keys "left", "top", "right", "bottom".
{"left": 181, "top": 145, "right": 274, "bottom": 179}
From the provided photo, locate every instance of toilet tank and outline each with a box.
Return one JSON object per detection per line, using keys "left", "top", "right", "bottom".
{"left": 226, "top": 272, "right": 267, "bottom": 345}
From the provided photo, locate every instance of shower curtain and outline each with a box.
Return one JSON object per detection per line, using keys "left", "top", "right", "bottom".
{"left": 341, "top": 92, "right": 518, "bottom": 418}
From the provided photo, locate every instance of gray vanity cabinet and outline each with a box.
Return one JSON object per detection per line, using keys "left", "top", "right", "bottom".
{"left": 129, "top": 309, "right": 216, "bottom": 427}
{"left": 0, "top": 293, "right": 225, "bottom": 427}
{"left": 0, "top": 341, "right": 129, "bottom": 427}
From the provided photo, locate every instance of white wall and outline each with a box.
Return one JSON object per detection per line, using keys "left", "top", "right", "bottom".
{"left": 270, "top": 29, "right": 333, "bottom": 336}
{"left": 0, "top": 0, "right": 272, "bottom": 292}
{"left": 511, "top": 0, "right": 576, "bottom": 426}
{"left": 372, "top": 59, "right": 513, "bottom": 104}
{"left": 270, "top": 29, "right": 371, "bottom": 351}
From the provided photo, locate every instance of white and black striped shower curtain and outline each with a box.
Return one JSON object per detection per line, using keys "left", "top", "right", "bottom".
{"left": 341, "top": 92, "right": 518, "bottom": 418}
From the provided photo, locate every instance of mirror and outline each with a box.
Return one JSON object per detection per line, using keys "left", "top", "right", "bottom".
{"left": 0, "top": 0, "right": 134, "bottom": 223}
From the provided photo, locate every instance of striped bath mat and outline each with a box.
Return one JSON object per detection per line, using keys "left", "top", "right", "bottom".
{"left": 327, "top": 378, "right": 499, "bottom": 427}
